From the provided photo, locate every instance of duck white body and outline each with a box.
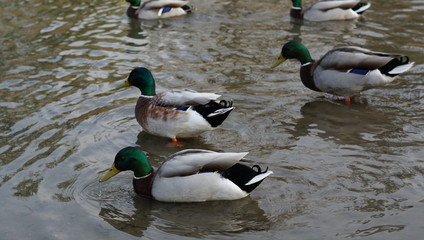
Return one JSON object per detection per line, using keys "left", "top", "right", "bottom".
{"left": 128, "top": 0, "right": 191, "bottom": 19}
{"left": 150, "top": 150, "right": 272, "bottom": 202}
{"left": 272, "top": 41, "right": 415, "bottom": 101}
{"left": 312, "top": 46, "right": 415, "bottom": 97}
{"left": 126, "top": 67, "right": 234, "bottom": 142}
{"left": 100, "top": 147, "right": 273, "bottom": 203}
{"left": 292, "top": 0, "right": 371, "bottom": 22}
{"left": 152, "top": 170, "right": 249, "bottom": 202}
{"left": 135, "top": 90, "right": 233, "bottom": 139}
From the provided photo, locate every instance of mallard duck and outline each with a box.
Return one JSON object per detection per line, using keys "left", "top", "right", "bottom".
{"left": 99, "top": 147, "right": 273, "bottom": 202}
{"left": 290, "top": 0, "right": 371, "bottom": 21}
{"left": 271, "top": 41, "right": 414, "bottom": 102}
{"left": 123, "top": 67, "right": 234, "bottom": 144}
{"left": 120, "top": 0, "right": 193, "bottom": 19}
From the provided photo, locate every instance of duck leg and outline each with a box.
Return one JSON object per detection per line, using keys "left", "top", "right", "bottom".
{"left": 171, "top": 137, "right": 183, "bottom": 147}
{"left": 344, "top": 97, "right": 351, "bottom": 104}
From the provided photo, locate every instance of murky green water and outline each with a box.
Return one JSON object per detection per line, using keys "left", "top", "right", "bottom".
{"left": 1, "top": 0, "right": 423, "bottom": 239}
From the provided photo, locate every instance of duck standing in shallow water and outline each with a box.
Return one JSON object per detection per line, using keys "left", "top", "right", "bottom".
{"left": 290, "top": 0, "right": 371, "bottom": 21}
{"left": 271, "top": 41, "right": 414, "bottom": 103}
{"left": 99, "top": 147, "right": 273, "bottom": 202}
{"left": 120, "top": 0, "right": 193, "bottom": 19}
{"left": 123, "top": 67, "right": 234, "bottom": 144}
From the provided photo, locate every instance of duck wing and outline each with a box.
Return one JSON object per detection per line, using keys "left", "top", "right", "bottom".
{"left": 143, "top": 0, "right": 189, "bottom": 9}
{"left": 311, "top": 0, "right": 360, "bottom": 10}
{"left": 154, "top": 89, "right": 221, "bottom": 107}
{"left": 157, "top": 149, "right": 249, "bottom": 178}
{"left": 317, "top": 46, "right": 404, "bottom": 72}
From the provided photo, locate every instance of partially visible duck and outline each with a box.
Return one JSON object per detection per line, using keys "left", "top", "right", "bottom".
{"left": 124, "top": 67, "right": 234, "bottom": 144}
{"left": 290, "top": 0, "right": 371, "bottom": 21}
{"left": 272, "top": 41, "right": 414, "bottom": 103}
{"left": 99, "top": 147, "right": 273, "bottom": 202}
{"left": 120, "top": 0, "right": 193, "bottom": 19}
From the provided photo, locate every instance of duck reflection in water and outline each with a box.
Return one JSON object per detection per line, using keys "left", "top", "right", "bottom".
{"left": 288, "top": 100, "right": 400, "bottom": 145}
{"left": 135, "top": 131, "right": 216, "bottom": 155}
{"left": 98, "top": 195, "right": 271, "bottom": 237}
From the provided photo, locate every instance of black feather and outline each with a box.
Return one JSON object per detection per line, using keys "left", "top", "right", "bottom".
{"left": 352, "top": 2, "right": 369, "bottom": 14}
{"left": 181, "top": 5, "right": 193, "bottom": 13}
{"left": 379, "top": 56, "right": 410, "bottom": 77}
{"left": 192, "top": 100, "right": 233, "bottom": 127}
{"left": 220, "top": 163, "right": 267, "bottom": 193}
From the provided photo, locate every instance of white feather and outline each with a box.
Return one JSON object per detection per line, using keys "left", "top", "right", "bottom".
{"left": 388, "top": 62, "right": 415, "bottom": 75}
{"left": 135, "top": 0, "right": 190, "bottom": 19}
{"left": 245, "top": 170, "right": 273, "bottom": 185}
{"left": 158, "top": 150, "right": 249, "bottom": 178}
{"left": 303, "top": 0, "right": 364, "bottom": 21}
{"left": 159, "top": 89, "right": 220, "bottom": 106}
{"left": 207, "top": 107, "right": 234, "bottom": 117}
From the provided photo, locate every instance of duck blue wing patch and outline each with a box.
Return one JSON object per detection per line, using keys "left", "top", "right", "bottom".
{"left": 176, "top": 106, "right": 190, "bottom": 111}
{"left": 349, "top": 68, "right": 370, "bottom": 75}
{"left": 162, "top": 7, "right": 172, "bottom": 13}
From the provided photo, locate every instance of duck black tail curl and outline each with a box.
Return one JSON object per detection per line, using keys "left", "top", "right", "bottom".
{"left": 352, "top": 2, "right": 371, "bottom": 14}
{"left": 379, "top": 56, "right": 411, "bottom": 77}
{"left": 252, "top": 165, "right": 268, "bottom": 174}
{"left": 192, "top": 100, "right": 234, "bottom": 127}
{"left": 221, "top": 163, "right": 271, "bottom": 193}
{"left": 219, "top": 100, "right": 233, "bottom": 108}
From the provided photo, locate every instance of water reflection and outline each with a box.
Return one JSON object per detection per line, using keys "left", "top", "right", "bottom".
{"left": 1, "top": 0, "right": 424, "bottom": 239}
{"left": 99, "top": 198, "right": 153, "bottom": 238}
{"left": 99, "top": 196, "right": 270, "bottom": 238}
{"left": 286, "top": 16, "right": 362, "bottom": 45}
{"left": 289, "top": 99, "right": 401, "bottom": 146}
{"left": 135, "top": 131, "right": 218, "bottom": 158}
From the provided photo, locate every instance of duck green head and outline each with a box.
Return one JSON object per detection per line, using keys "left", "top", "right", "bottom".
{"left": 271, "top": 41, "right": 313, "bottom": 67}
{"left": 99, "top": 147, "right": 153, "bottom": 182}
{"left": 291, "top": 0, "right": 302, "bottom": 8}
{"left": 125, "top": 67, "right": 156, "bottom": 96}
{"left": 118, "top": 0, "right": 141, "bottom": 7}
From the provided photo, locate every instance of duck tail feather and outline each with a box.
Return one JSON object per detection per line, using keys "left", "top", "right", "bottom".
{"left": 193, "top": 100, "right": 234, "bottom": 127}
{"left": 181, "top": 4, "right": 193, "bottom": 13}
{"left": 352, "top": 2, "right": 371, "bottom": 14}
{"left": 245, "top": 165, "right": 273, "bottom": 186}
{"left": 380, "top": 56, "right": 414, "bottom": 77}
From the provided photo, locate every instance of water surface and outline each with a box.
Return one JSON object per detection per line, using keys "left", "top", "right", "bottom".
{"left": 1, "top": 0, "right": 423, "bottom": 239}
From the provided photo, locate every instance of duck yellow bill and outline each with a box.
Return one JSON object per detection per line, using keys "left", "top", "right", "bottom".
{"left": 118, "top": 0, "right": 127, "bottom": 5}
{"left": 271, "top": 54, "right": 286, "bottom": 68}
{"left": 116, "top": 79, "right": 130, "bottom": 89}
{"left": 99, "top": 165, "right": 120, "bottom": 182}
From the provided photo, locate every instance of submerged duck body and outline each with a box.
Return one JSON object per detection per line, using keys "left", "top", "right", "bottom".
{"left": 100, "top": 147, "right": 273, "bottom": 202}
{"left": 290, "top": 0, "right": 371, "bottom": 21}
{"left": 126, "top": 68, "right": 234, "bottom": 141}
{"left": 272, "top": 41, "right": 414, "bottom": 101}
{"left": 122, "top": 0, "right": 192, "bottom": 19}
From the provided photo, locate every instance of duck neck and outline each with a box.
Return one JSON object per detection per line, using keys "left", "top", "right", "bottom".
{"left": 141, "top": 87, "right": 156, "bottom": 96}
{"left": 133, "top": 75, "right": 155, "bottom": 96}
{"left": 300, "top": 62, "right": 321, "bottom": 92}
{"left": 127, "top": 0, "right": 141, "bottom": 7}
{"left": 139, "top": 76, "right": 156, "bottom": 96}
{"left": 133, "top": 170, "right": 154, "bottom": 198}
{"left": 290, "top": 8, "right": 303, "bottom": 19}
{"left": 297, "top": 47, "right": 313, "bottom": 65}
{"left": 291, "top": 0, "right": 302, "bottom": 9}
{"left": 127, "top": 7, "right": 138, "bottom": 18}
{"left": 133, "top": 161, "right": 153, "bottom": 178}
